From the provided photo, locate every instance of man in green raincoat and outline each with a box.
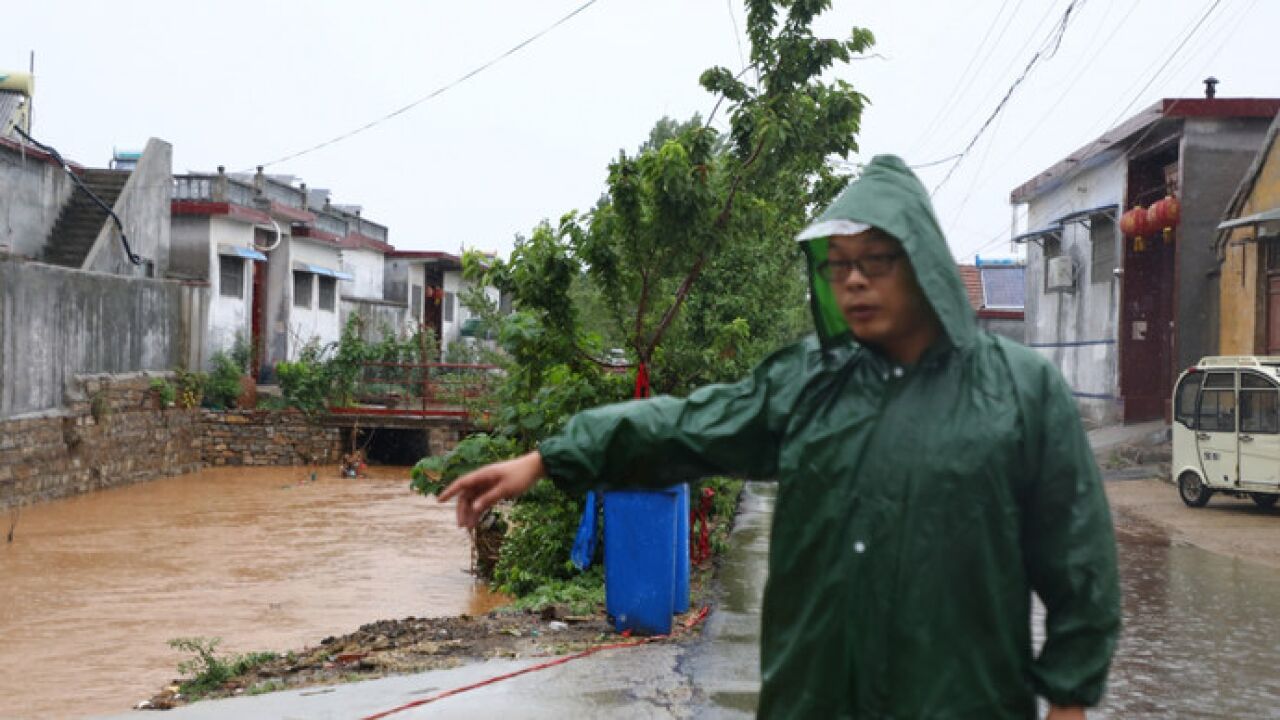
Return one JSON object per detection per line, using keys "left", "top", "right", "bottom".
{"left": 441, "top": 155, "right": 1120, "bottom": 719}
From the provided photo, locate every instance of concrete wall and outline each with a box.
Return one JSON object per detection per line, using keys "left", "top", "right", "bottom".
{"left": 341, "top": 247, "right": 384, "bottom": 300}
{"left": 84, "top": 137, "right": 172, "bottom": 277}
{"left": 0, "top": 141, "right": 75, "bottom": 258}
{"left": 383, "top": 258, "right": 410, "bottom": 304}
{"left": 1023, "top": 154, "right": 1126, "bottom": 423}
{"left": 1179, "top": 117, "right": 1273, "bottom": 366}
{"left": 441, "top": 269, "right": 499, "bottom": 355}
{"left": 979, "top": 317, "right": 1025, "bottom": 342}
{"left": 0, "top": 258, "right": 205, "bottom": 418}
{"left": 285, "top": 238, "right": 344, "bottom": 357}
{"left": 1220, "top": 131, "right": 1280, "bottom": 354}
{"left": 340, "top": 297, "right": 407, "bottom": 342}
{"left": 206, "top": 217, "right": 257, "bottom": 365}
{"left": 169, "top": 215, "right": 212, "bottom": 280}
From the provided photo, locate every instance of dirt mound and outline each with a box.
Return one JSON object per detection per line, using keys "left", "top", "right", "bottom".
{"left": 142, "top": 605, "right": 711, "bottom": 710}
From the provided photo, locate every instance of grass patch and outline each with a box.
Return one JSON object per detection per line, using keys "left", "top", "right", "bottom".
{"left": 168, "top": 637, "right": 278, "bottom": 700}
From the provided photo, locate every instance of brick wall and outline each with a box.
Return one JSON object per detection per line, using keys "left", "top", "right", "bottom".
{"left": 0, "top": 372, "right": 342, "bottom": 509}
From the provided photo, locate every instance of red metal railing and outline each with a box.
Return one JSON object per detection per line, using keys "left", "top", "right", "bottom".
{"left": 328, "top": 361, "right": 501, "bottom": 420}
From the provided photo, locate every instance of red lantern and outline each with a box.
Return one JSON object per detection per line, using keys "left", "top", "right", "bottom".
{"left": 1147, "top": 194, "right": 1180, "bottom": 243}
{"left": 1120, "top": 206, "right": 1150, "bottom": 252}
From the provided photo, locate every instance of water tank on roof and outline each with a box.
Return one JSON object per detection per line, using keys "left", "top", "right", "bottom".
{"left": 0, "top": 71, "right": 33, "bottom": 95}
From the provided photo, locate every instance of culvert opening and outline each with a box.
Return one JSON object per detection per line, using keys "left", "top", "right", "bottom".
{"left": 354, "top": 428, "right": 430, "bottom": 465}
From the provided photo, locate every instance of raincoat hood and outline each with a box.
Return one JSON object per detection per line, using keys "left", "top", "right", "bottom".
{"left": 797, "top": 154, "right": 977, "bottom": 351}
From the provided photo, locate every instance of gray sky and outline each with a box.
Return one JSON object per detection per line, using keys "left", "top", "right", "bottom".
{"left": 6, "top": 0, "right": 1275, "bottom": 263}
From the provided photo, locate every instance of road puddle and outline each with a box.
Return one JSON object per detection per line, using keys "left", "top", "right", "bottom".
{"left": 0, "top": 465, "right": 505, "bottom": 718}
{"left": 1094, "top": 524, "right": 1280, "bottom": 717}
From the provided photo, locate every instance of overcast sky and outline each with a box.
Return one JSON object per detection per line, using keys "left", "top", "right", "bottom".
{"left": 6, "top": 0, "right": 1275, "bottom": 263}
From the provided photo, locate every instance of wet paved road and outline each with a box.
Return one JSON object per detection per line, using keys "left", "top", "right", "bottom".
{"left": 1095, "top": 520, "right": 1280, "bottom": 719}
{"left": 0, "top": 465, "right": 502, "bottom": 719}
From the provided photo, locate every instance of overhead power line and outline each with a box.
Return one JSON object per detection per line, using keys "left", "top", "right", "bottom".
{"left": 250, "top": 0, "right": 603, "bottom": 171}
{"left": 1097, "top": 0, "right": 1226, "bottom": 136}
{"left": 931, "top": 0, "right": 1086, "bottom": 196}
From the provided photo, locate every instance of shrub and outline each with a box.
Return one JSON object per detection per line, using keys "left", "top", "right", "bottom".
{"left": 203, "top": 351, "right": 244, "bottom": 409}
{"left": 149, "top": 377, "right": 176, "bottom": 407}
{"left": 173, "top": 370, "right": 206, "bottom": 409}
{"left": 167, "top": 637, "right": 277, "bottom": 700}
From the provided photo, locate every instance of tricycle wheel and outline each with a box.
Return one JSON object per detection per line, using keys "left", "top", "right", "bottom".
{"left": 1178, "top": 472, "right": 1212, "bottom": 508}
{"left": 1250, "top": 493, "right": 1279, "bottom": 509}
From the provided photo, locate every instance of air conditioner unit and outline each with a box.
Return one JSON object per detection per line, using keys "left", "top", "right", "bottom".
{"left": 1046, "top": 255, "right": 1075, "bottom": 292}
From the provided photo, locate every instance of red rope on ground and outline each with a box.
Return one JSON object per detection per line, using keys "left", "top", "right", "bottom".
{"left": 361, "top": 605, "right": 710, "bottom": 720}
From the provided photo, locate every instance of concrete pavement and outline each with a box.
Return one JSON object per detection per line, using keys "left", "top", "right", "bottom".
{"left": 97, "top": 484, "right": 777, "bottom": 719}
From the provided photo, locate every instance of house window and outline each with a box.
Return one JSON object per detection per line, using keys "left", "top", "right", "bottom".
{"left": 1090, "top": 216, "right": 1116, "bottom": 284}
{"left": 219, "top": 256, "right": 244, "bottom": 299}
{"left": 443, "top": 291, "right": 455, "bottom": 322}
{"left": 293, "top": 271, "right": 313, "bottom": 308}
{"left": 318, "top": 276, "right": 336, "bottom": 311}
{"left": 411, "top": 284, "right": 423, "bottom": 320}
{"left": 1042, "top": 233, "right": 1062, "bottom": 293}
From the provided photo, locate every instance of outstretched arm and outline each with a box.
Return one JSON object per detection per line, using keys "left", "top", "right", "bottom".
{"left": 438, "top": 451, "right": 545, "bottom": 528}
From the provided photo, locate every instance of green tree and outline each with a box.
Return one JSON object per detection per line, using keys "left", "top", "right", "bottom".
{"left": 415, "top": 1, "right": 874, "bottom": 600}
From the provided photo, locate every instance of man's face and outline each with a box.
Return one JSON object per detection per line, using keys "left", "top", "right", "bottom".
{"left": 826, "top": 230, "right": 940, "bottom": 364}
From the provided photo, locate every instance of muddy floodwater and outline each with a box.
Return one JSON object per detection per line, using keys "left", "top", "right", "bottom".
{"left": 0, "top": 465, "right": 505, "bottom": 719}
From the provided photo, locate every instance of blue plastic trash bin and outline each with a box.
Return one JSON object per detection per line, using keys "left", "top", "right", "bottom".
{"left": 674, "top": 483, "right": 690, "bottom": 614}
{"left": 604, "top": 487, "right": 679, "bottom": 635}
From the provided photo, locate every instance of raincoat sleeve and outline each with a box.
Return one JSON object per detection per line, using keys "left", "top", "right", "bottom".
{"left": 538, "top": 341, "right": 812, "bottom": 496}
{"left": 1013, "top": 350, "right": 1121, "bottom": 708}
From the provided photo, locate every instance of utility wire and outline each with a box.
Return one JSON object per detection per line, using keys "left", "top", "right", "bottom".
{"left": 909, "top": 153, "right": 963, "bottom": 170}
{"left": 922, "top": 0, "right": 1071, "bottom": 159}
{"left": 910, "top": 0, "right": 1016, "bottom": 156}
{"left": 931, "top": 0, "right": 1086, "bottom": 195}
{"left": 994, "top": 0, "right": 1141, "bottom": 167}
{"left": 724, "top": 0, "right": 747, "bottom": 81}
{"left": 1095, "top": 0, "right": 1226, "bottom": 140}
{"left": 250, "top": 0, "right": 603, "bottom": 171}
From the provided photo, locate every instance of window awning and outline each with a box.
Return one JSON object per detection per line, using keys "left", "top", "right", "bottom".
{"left": 1218, "top": 207, "right": 1280, "bottom": 231}
{"left": 1012, "top": 225, "right": 1061, "bottom": 244}
{"left": 217, "top": 244, "right": 267, "bottom": 261}
{"left": 1056, "top": 203, "right": 1118, "bottom": 225}
{"left": 1012, "top": 204, "right": 1117, "bottom": 244}
{"left": 291, "top": 261, "right": 354, "bottom": 281}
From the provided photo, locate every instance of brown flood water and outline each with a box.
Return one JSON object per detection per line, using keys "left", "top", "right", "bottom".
{"left": 0, "top": 465, "right": 507, "bottom": 719}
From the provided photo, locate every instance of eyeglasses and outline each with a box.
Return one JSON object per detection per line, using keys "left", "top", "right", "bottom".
{"left": 817, "top": 252, "right": 904, "bottom": 281}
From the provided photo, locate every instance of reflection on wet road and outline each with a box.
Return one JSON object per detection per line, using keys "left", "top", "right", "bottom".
{"left": 0, "top": 466, "right": 502, "bottom": 719}
{"left": 1095, "top": 523, "right": 1280, "bottom": 719}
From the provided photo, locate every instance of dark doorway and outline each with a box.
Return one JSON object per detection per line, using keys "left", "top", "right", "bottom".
{"left": 423, "top": 267, "right": 444, "bottom": 359}
{"left": 1120, "top": 149, "right": 1179, "bottom": 422}
{"left": 354, "top": 428, "right": 430, "bottom": 465}
{"left": 251, "top": 258, "right": 268, "bottom": 379}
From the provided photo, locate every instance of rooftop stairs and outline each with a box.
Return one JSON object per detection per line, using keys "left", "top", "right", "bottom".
{"left": 42, "top": 169, "right": 131, "bottom": 268}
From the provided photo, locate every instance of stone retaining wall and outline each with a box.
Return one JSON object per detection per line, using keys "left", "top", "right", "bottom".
{"left": 0, "top": 373, "right": 343, "bottom": 508}
{"left": 196, "top": 410, "right": 342, "bottom": 467}
{"left": 0, "top": 372, "right": 201, "bottom": 507}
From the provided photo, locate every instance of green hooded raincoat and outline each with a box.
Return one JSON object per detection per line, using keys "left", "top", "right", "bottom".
{"left": 539, "top": 155, "right": 1120, "bottom": 719}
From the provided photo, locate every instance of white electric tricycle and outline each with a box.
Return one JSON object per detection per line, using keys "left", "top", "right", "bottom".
{"left": 1171, "top": 356, "right": 1280, "bottom": 508}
